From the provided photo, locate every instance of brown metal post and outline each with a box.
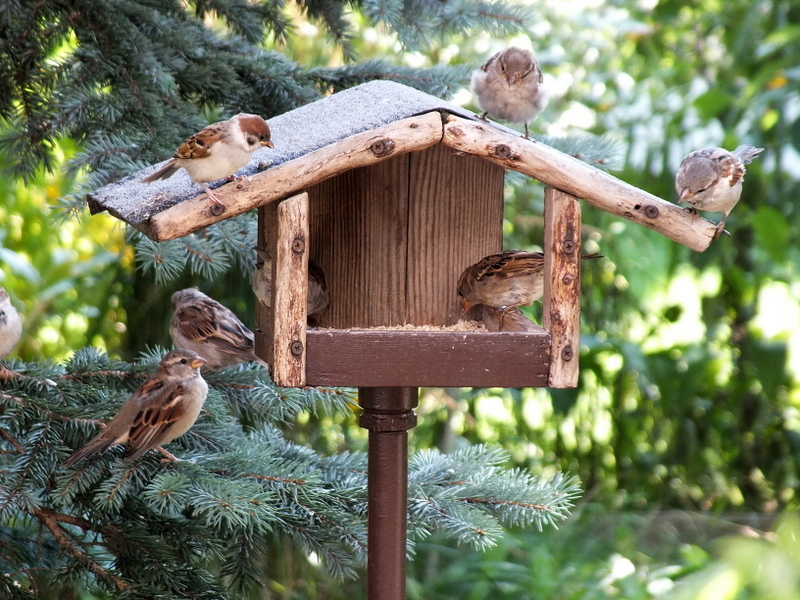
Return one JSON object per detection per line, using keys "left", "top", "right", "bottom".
{"left": 358, "top": 387, "right": 419, "bottom": 600}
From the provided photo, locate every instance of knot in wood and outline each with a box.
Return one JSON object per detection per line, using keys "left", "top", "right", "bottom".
{"left": 562, "top": 240, "right": 577, "bottom": 254}
{"left": 644, "top": 205, "right": 660, "bottom": 219}
{"left": 291, "top": 237, "right": 305, "bottom": 254}
{"left": 290, "top": 340, "right": 304, "bottom": 356}
{"left": 494, "top": 144, "right": 512, "bottom": 159}
{"left": 561, "top": 345, "right": 574, "bottom": 361}
{"left": 210, "top": 202, "right": 226, "bottom": 217}
{"left": 562, "top": 273, "right": 575, "bottom": 285}
{"left": 370, "top": 138, "right": 395, "bottom": 157}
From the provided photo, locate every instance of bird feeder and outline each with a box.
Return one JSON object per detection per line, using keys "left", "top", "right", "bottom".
{"left": 88, "top": 81, "right": 718, "bottom": 600}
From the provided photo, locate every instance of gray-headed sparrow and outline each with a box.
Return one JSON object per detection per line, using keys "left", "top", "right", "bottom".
{"left": 170, "top": 288, "right": 270, "bottom": 371}
{"left": 252, "top": 250, "right": 330, "bottom": 326}
{"left": 0, "top": 287, "right": 21, "bottom": 380}
{"left": 471, "top": 47, "right": 547, "bottom": 139}
{"left": 458, "top": 250, "right": 602, "bottom": 314}
{"left": 141, "top": 113, "right": 274, "bottom": 208}
{"left": 0, "top": 287, "right": 21, "bottom": 360}
{"left": 64, "top": 349, "right": 208, "bottom": 465}
{"left": 675, "top": 144, "right": 763, "bottom": 239}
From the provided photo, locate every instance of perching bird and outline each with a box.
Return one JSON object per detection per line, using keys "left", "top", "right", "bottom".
{"left": 141, "top": 113, "right": 274, "bottom": 209}
{"left": 252, "top": 250, "right": 330, "bottom": 326}
{"left": 457, "top": 250, "right": 602, "bottom": 314}
{"left": 0, "top": 287, "right": 21, "bottom": 380}
{"left": 471, "top": 47, "right": 547, "bottom": 139}
{"left": 170, "top": 288, "right": 270, "bottom": 371}
{"left": 64, "top": 349, "right": 208, "bottom": 465}
{"left": 675, "top": 145, "right": 763, "bottom": 239}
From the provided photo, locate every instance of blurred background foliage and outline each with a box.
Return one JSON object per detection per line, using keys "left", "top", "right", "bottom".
{"left": 2, "top": 0, "right": 800, "bottom": 597}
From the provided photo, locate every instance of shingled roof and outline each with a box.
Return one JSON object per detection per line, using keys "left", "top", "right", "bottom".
{"left": 87, "top": 80, "right": 717, "bottom": 251}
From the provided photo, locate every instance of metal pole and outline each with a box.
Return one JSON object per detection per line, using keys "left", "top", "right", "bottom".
{"left": 358, "top": 386, "right": 419, "bottom": 600}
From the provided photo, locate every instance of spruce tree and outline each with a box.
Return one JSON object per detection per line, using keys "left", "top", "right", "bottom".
{"left": 0, "top": 1, "right": 585, "bottom": 597}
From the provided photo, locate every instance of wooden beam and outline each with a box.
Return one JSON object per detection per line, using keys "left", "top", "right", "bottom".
{"left": 270, "top": 192, "right": 310, "bottom": 387}
{"left": 146, "top": 112, "right": 444, "bottom": 241}
{"left": 305, "top": 329, "right": 550, "bottom": 388}
{"left": 543, "top": 187, "right": 582, "bottom": 388}
{"left": 442, "top": 115, "right": 717, "bottom": 252}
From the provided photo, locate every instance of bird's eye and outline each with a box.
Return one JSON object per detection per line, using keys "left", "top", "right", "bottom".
{"left": 180, "top": 358, "right": 187, "bottom": 364}
{"left": 500, "top": 62, "right": 506, "bottom": 72}
{"left": 260, "top": 134, "right": 268, "bottom": 141}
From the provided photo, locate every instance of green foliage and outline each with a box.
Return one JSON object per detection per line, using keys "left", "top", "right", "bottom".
{"left": 0, "top": 350, "right": 576, "bottom": 597}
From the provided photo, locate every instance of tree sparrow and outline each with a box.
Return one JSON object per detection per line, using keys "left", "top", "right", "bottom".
{"left": 675, "top": 144, "right": 763, "bottom": 239}
{"left": 64, "top": 350, "right": 208, "bottom": 465}
{"left": 0, "top": 287, "right": 21, "bottom": 380}
{"left": 458, "top": 250, "right": 602, "bottom": 314}
{"left": 170, "top": 288, "right": 270, "bottom": 371}
{"left": 471, "top": 47, "right": 547, "bottom": 139}
{"left": 252, "top": 250, "right": 330, "bottom": 326}
{"left": 141, "top": 113, "right": 274, "bottom": 208}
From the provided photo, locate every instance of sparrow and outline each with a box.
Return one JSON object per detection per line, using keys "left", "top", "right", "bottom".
{"left": 64, "top": 349, "right": 208, "bottom": 465}
{"left": 457, "top": 250, "right": 602, "bottom": 314}
{"left": 675, "top": 144, "right": 763, "bottom": 239}
{"left": 252, "top": 250, "right": 330, "bottom": 325}
{"left": 170, "top": 288, "right": 270, "bottom": 371}
{"left": 0, "top": 287, "right": 22, "bottom": 380}
{"left": 471, "top": 47, "right": 547, "bottom": 139}
{"left": 141, "top": 113, "right": 274, "bottom": 208}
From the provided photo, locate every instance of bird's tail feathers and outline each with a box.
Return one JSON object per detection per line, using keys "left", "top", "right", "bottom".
{"left": 141, "top": 161, "right": 180, "bottom": 182}
{"left": 732, "top": 145, "right": 764, "bottom": 165}
{"left": 63, "top": 435, "right": 116, "bottom": 467}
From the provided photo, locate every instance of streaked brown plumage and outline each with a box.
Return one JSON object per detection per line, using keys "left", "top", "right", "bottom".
{"left": 457, "top": 250, "right": 602, "bottom": 312}
{"left": 64, "top": 350, "right": 208, "bottom": 465}
{"left": 675, "top": 144, "right": 763, "bottom": 239}
{"left": 170, "top": 288, "right": 270, "bottom": 371}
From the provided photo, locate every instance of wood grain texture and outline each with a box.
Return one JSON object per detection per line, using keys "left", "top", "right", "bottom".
{"left": 407, "top": 145, "right": 504, "bottom": 325}
{"left": 442, "top": 115, "right": 717, "bottom": 252}
{"left": 269, "top": 193, "right": 310, "bottom": 387}
{"left": 307, "top": 156, "right": 411, "bottom": 328}
{"left": 542, "top": 188, "right": 581, "bottom": 388}
{"left": 306, "top": 330, "right": 550, "bottom": 387}
{"left": 146, "top": 113, "right": 444, "bottom": 241}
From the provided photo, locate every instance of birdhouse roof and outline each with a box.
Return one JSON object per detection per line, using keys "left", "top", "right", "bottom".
{"left": 87, "top": 80, "right": 716, "bottom": 251}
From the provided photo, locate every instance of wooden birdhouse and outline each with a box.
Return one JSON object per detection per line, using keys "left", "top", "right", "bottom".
{"left": 87, "top": 80, "right": 719, "bottom": 600}
{"left": 88, "top": 81, "right": 718, "bottom": 392}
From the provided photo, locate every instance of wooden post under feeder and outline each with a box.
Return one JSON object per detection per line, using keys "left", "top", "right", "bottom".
{"left": 84, "top": 81, "right": 726, "bottom": 600}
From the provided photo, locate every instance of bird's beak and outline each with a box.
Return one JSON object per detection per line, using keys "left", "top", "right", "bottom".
{"left": 507, "top": 72, "right": 520, "bottom": 85}
{"left": 679, "top": 189, "right": 692, "bottom": 202}
{"left": 460, "top": 297, "right": 471, "bottom": 313}
{"left": 262, "top": 140, "right": 275, "bottom": 149}
{"left": 190, "top": 357, "right": 208, "bottom": 369}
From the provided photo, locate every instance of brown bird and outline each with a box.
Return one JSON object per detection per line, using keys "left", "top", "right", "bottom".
{"left": 170, "top": 288, "right": 270, "bottom": 371}
{"left": 458, "top": 250, "right": 602, "bottom": 314}
{"left": 141, "top": 113, "right": 274, "bottom": 208}
{"left": 252, "top": 250, "right": 330, "bottom": 326}
{"left": 675, "top": 144, "right": 763, "bottom": 239}
{"left": 471, "top": 47, "right": 547, "bottom": 139}
{"left": 64, "top": 350, "right": 208, "bottom": 465}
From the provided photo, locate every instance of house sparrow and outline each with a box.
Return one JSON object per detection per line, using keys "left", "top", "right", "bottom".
{"left": 170, "top": 288, "right": 270, "bottom": 371}
{"left": 458, "top": 250, "right": 602, "bottom": 314}
{"left": 252, "top": 250, "right": 330, "bottom": 325}
{"left": 0, "top": 287, "right": 21, "bottom": 380}
{"left": 141, "top": 113, "right": 274, "bottom": 208}
{"left": 63, "top": 349, "right": 208, "bottom": 465}
{"left": 675, "top": 144, "right": 763, "bottom": 239}
{"left": 471, "top": 47, "right": 547, "bottom": 139}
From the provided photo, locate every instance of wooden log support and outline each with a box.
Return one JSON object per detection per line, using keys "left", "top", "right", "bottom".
{"left": 146, "top": 113, "right": 444, "bottom": 241}
{"left": 441, "top": 115, "right": 718, "bottom": 252}
{"left": 543, "top": 187, "right": 582, "bottom": 388}
{"left": 259, "top": 192, "right": 310, "bottom": 387}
